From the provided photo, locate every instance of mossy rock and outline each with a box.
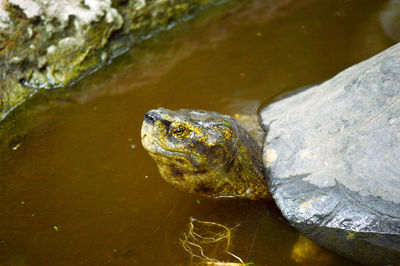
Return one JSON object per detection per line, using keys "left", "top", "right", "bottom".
{"left": 0, "top": 0, "right": 223, "bottom": 120}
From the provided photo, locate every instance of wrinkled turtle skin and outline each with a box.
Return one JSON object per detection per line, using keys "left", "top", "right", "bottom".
{"left": 141, "top": 108, "right": 270, "bottom": 200}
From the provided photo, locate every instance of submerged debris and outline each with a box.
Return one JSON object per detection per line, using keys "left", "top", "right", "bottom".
{"left": 11, "top": 143, "right": 21, "bottom": 150}
{"left": 180, "top": 217, "right": 253, "bottom": 266}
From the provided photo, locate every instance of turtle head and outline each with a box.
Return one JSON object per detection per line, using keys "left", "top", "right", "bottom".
{"left": 141, "top": 108, "right": 271, "bottom": 200}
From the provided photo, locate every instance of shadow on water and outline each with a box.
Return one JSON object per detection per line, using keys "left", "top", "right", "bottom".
{"left": 0, "top": 0, "right": 394, "bottom": 265}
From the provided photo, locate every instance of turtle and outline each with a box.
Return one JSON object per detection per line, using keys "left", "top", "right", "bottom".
{"left": 141, "top": 43, "right": 400, "bottom": 265}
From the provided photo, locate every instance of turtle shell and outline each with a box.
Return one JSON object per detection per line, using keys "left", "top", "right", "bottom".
{"left": 259, "top": 43, "right": 400, "bottom": 265}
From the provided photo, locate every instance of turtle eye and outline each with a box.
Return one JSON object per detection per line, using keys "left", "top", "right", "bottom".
{"left": 171, "top": 124, "right": 189, "bottom": 138}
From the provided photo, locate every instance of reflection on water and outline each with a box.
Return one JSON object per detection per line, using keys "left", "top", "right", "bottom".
{"left": 0, "top": 0, "right": 393, "bottom": 265}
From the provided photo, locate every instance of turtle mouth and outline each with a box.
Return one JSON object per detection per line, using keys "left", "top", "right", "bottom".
{"left": 147, "top": 139, "right": 187, "bottom": 157}
{"left": 142, "top": 137, "right": 197, "bottom": 168}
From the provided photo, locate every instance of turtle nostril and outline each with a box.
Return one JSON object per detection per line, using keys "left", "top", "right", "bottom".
{"left": 144, "top": 111, "right": 157, "bottom": 124}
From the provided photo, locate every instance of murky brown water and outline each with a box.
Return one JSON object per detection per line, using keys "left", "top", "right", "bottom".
{"left": 0, "top": 0, "right": 395, "bottom": 265}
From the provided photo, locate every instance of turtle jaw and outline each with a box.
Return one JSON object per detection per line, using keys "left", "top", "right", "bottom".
{"left": 141, "top": 110, "right": 217, "bottom": 196}
{"left": 141, "top": 108, "right": 272, "bottom": 200}
{"left": 141, "top": 109, "right": 169, "bottom": 155}
{"left": 141, "top": 118, "right": 166, "bottom": 156}
{"left": 141, "top": 111, "right": 196, "bottom": 164}
{"left": 141, "top": 115, "right": 214, "bottom": 195}
{"left": 141, "top": 113, "right": 206, "bottom": 191}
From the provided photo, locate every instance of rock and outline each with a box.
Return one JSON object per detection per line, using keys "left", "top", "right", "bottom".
{"left": 0, "top": 0, "right": 10, "bottom": 29}
{"left": 0, "top": 0, "right": 223, "bottom": 120}
{"left": 260, "top": 43, "right": 400, "bottom": 264}
{"left": 8, "top": 0, "right": 42, "bottom": 18}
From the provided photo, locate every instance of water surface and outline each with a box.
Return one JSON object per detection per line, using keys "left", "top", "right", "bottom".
{"left": 0, "top": 0, "right": 394, "bottom": 265}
